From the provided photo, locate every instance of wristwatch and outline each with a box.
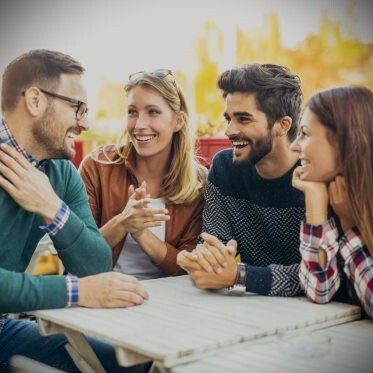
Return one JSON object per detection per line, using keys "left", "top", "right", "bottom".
{"left": 227, "top": 262, "right": 247, "bottom": 295}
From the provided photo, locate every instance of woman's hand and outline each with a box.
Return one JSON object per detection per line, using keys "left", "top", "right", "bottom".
{"left": 292, "top": 166, "right": 329, "bottom": 226}
{"left": 120, "top": 182, "right": 169, "bottom": 238}
{"left": 329, "top": 176, "right": 356, "bottom": 232}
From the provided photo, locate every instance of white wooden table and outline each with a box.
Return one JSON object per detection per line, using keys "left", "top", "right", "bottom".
{"left": 32, "top": 276, "right": 361, "bottom": 372}
{"left": 172, "top": 319, "right": 373, "bottom": 373}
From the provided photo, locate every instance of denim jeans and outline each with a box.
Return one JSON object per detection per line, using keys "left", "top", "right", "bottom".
{"left": 0, "top": 319, "right": 149, "bottom": 372}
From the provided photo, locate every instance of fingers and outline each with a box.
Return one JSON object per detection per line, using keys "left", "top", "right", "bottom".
{"left": 135, "top": 205, "right": 170, "bottom": 223}
{"left": 194, "top": 244, "right": 215, "bottom": 273}
{"left": 144, "top": 207, "right": 169, "bottom": 217}
{"left": 291, "top": 166, "right": 304, "bottom": 190}
{"left": 201, "top": 232, "right": 234, "bottom": 258}
{"left": 134, "top": 181, "right": 148, "bottom": 200}
{"left": 128, "top": 181, "right": 149, "bottom": 201}
{"left": 334, "top": 175, "right": 345, "bottom": 193}
{"left": 0, "top": 143, "right": 31, "bottom": 171}
{"left": 198, "top": 244, "right": 226, "bottom": 273}
{"left": 328, "top": 180, "right": 337, "bottom": 206}
{"left": 0, "top": 148, "right": 28, "bottom": 183}
{"left": 339, "top": 176, "right": 346, "bottom": 189}
{"left": 200, "top": 232, "right": 225, "bottom": 249}
{"left": 78, "top": 272, "right": 149, "bottom": 308}
{"left": 111, "top": 279, "right": 149, "bottom": 306}
{"left": 329, "top": 176, "right": 344, "bottom": 205}
{"left": 132, "top": 197, "right": 151, "bottom": 209}
{"left": 0, "top": 173, "right": 17, "bottom": 195}
{"left": 226, "top": 239, "right": 238, "bottom": 255}
{"left": 128, "top": 184, "right": 135, "bottom": 197}
{"left": 118, "top": 279, "right": 149, "bottom": 301}
{"left": 177, "top": 250, "right": 202, "bottom": 271}
{"left": 185, "top": 234, "right": 238, "bottom": 274}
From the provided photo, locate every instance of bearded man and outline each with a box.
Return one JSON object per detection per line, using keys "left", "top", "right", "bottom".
{"left": 178, "top": 63, "right": 305, "bottom": 297}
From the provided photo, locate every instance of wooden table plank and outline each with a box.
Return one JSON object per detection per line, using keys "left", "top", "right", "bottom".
{"left": 172, "top": 319, "right": 373, "bottom": 373}
{"left": 32, "top": 276, "right": 361, "bottom": 369}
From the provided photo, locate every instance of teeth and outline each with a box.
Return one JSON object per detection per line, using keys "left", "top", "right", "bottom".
{"left": 232, "top": 141, "right": 249, "bottom": 146}
{"left": 300, "top": 160, "right": 309, "bottom": 166}
{"left": 134, "top": 135, "right": 156, "bottom": 142}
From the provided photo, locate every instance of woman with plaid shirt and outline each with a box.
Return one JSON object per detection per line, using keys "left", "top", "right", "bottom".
{"left": 291, "top": 86, "right": 373, "bottom": 319}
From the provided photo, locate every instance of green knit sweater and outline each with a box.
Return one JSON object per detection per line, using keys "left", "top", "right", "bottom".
{"left": 0, "top": 158, "right": 112, "bottom": 313}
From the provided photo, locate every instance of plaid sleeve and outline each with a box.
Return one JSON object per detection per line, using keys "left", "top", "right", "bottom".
{"left": 299, "top": 217, "right": 340, "bottom": 303}
{"left": 66, "top": 274, "right": 79, "bottom": 307}
{"left": 39, "top": 201, "right": 70, "bottom": 236}
{"left": 340, "top": 227, "right": 373, "bottom": 318}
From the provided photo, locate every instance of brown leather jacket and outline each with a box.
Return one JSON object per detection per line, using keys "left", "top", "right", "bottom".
{"left": 79, "top": 145, "right": 207, "bottom": 275}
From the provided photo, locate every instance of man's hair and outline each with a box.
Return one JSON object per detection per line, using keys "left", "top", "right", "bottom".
{"left": 1, "top": 49, "right": 84, "bottom": 113}
{"left": 217, "top": 63, "right": 302, "bottom": 141}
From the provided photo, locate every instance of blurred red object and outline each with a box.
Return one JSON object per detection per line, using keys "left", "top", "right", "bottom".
{"left": 71, "top": 140, "right": 84, "bottom": 168}
{"left": 196, "top": 137, "right": 231, "bottom": 168}
{"left": 70, "top": 137, "right": 231, "bottom": 169}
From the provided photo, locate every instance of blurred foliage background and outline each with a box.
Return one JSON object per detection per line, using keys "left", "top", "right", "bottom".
{"left": 82, "top": 11, "right": 373, "bottom": 140}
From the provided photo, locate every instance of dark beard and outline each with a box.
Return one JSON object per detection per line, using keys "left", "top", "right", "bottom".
{"left": 247, "top": 133, "right": 273, "bottom": 165}
{"left": 232, "top": 132, "right": 273, "bottom": 165}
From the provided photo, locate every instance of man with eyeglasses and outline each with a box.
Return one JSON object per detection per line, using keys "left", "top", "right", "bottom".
{"left": 0, "top": 50, "right": 148, "bottom": 372}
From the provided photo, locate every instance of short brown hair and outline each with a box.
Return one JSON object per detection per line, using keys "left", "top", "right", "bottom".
{"left": 1, "top": 49, "right": 84, "bottom": 113}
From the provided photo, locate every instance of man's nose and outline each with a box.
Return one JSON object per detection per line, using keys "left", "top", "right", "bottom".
{"left": 77, "top": 118, "right": 89, "bottom": 132}
{"left": 225, "top": 120, "right": 239, "bottom": 138}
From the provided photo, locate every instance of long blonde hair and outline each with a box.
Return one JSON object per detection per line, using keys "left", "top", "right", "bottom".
{"left": 110, "top": 71, "right": 204, "bottom": 204}
{"left": 308, "top": 86, "right": 373, "bottom": 256}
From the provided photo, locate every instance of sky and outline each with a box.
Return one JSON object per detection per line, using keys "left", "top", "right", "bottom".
{"left": 1, "top": 0, "right": 372, "bottom": 104}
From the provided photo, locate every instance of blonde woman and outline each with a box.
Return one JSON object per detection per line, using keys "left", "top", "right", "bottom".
{"left": 80, "top": 70, "right": 207, "bottom": 279}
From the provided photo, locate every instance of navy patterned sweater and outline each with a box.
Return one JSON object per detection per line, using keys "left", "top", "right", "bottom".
{"left": 203, "top": 149, "right": 305, "bottom": 296}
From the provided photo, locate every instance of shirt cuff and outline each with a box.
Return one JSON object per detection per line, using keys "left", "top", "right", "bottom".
{"left": 340, "top": 226, "right": 365, "bottom": 261}
{"left": 39, "top": 201, "right": 70, "bottom": 236}
{"left": 245, "top": 264, "right": 272, "bottom": 295}
{"left": 66, "top": 274, "right": 79, "bottom": 307}
{"left": 300, "top": 217, "right": 339, "bottom": 264}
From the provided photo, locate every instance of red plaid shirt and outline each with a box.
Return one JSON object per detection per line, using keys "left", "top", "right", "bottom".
{"left": 299, "top": 217, "right": 373, "bottom": 318}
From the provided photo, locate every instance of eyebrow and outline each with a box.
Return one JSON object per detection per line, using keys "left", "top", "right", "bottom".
{"left": 224, "top": 111, "right": 254, "bottom": 118}
{"left": 128, "top": 105, "right": 161, "bottom": 109}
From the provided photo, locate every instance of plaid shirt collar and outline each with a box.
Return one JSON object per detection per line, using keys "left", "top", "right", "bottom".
{"left": 0, "top": 118, "right": 47, "bottom": 170}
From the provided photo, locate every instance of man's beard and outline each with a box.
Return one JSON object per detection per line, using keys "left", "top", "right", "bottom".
{"left": 32, "top": 106, "right": 75, "bottom": 160}
{"left": 232, "top": 131, "right": 273, "bottom": 165}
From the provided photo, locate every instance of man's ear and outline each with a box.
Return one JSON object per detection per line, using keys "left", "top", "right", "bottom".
{"left": 274, "top": 116, "right": 292, "bottom": 137}
{"left": 22, "top": 87, "right": 46, "bottom": 117}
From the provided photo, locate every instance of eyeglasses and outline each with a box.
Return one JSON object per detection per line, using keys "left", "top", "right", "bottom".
{"left": 39, "top": 88, "right": 88, "bottom": 121}
{"left": 129, "top": 69, "right": 177, "bottom": 88}
{"left": 23, "top": 88, "right": 88, "bottom": 121}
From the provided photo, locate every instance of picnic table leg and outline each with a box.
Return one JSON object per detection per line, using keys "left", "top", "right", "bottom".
{"left": 115, "top": 346, "right": 152, "bottom": 366}
{"left": 149, "top": 361, "right": 169, "bottom": 373}
{"left": 37, "top": 319, "right": 105, "bottom": 373}
{"left": 64, "top": 330, "right": 105, "bottom": 373}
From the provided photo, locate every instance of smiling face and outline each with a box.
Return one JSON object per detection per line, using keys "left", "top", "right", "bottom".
{"left": 126, "top": 86, "right": 181, "bottom": 160}
{"left": 32, "top": 73, "right": 88, "bottom": 160}
{"left": 224, "top": 92, "right": 274, "bottom": 165}
{"left": 291, "top": 107, "right": 340, "bottom": 182}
